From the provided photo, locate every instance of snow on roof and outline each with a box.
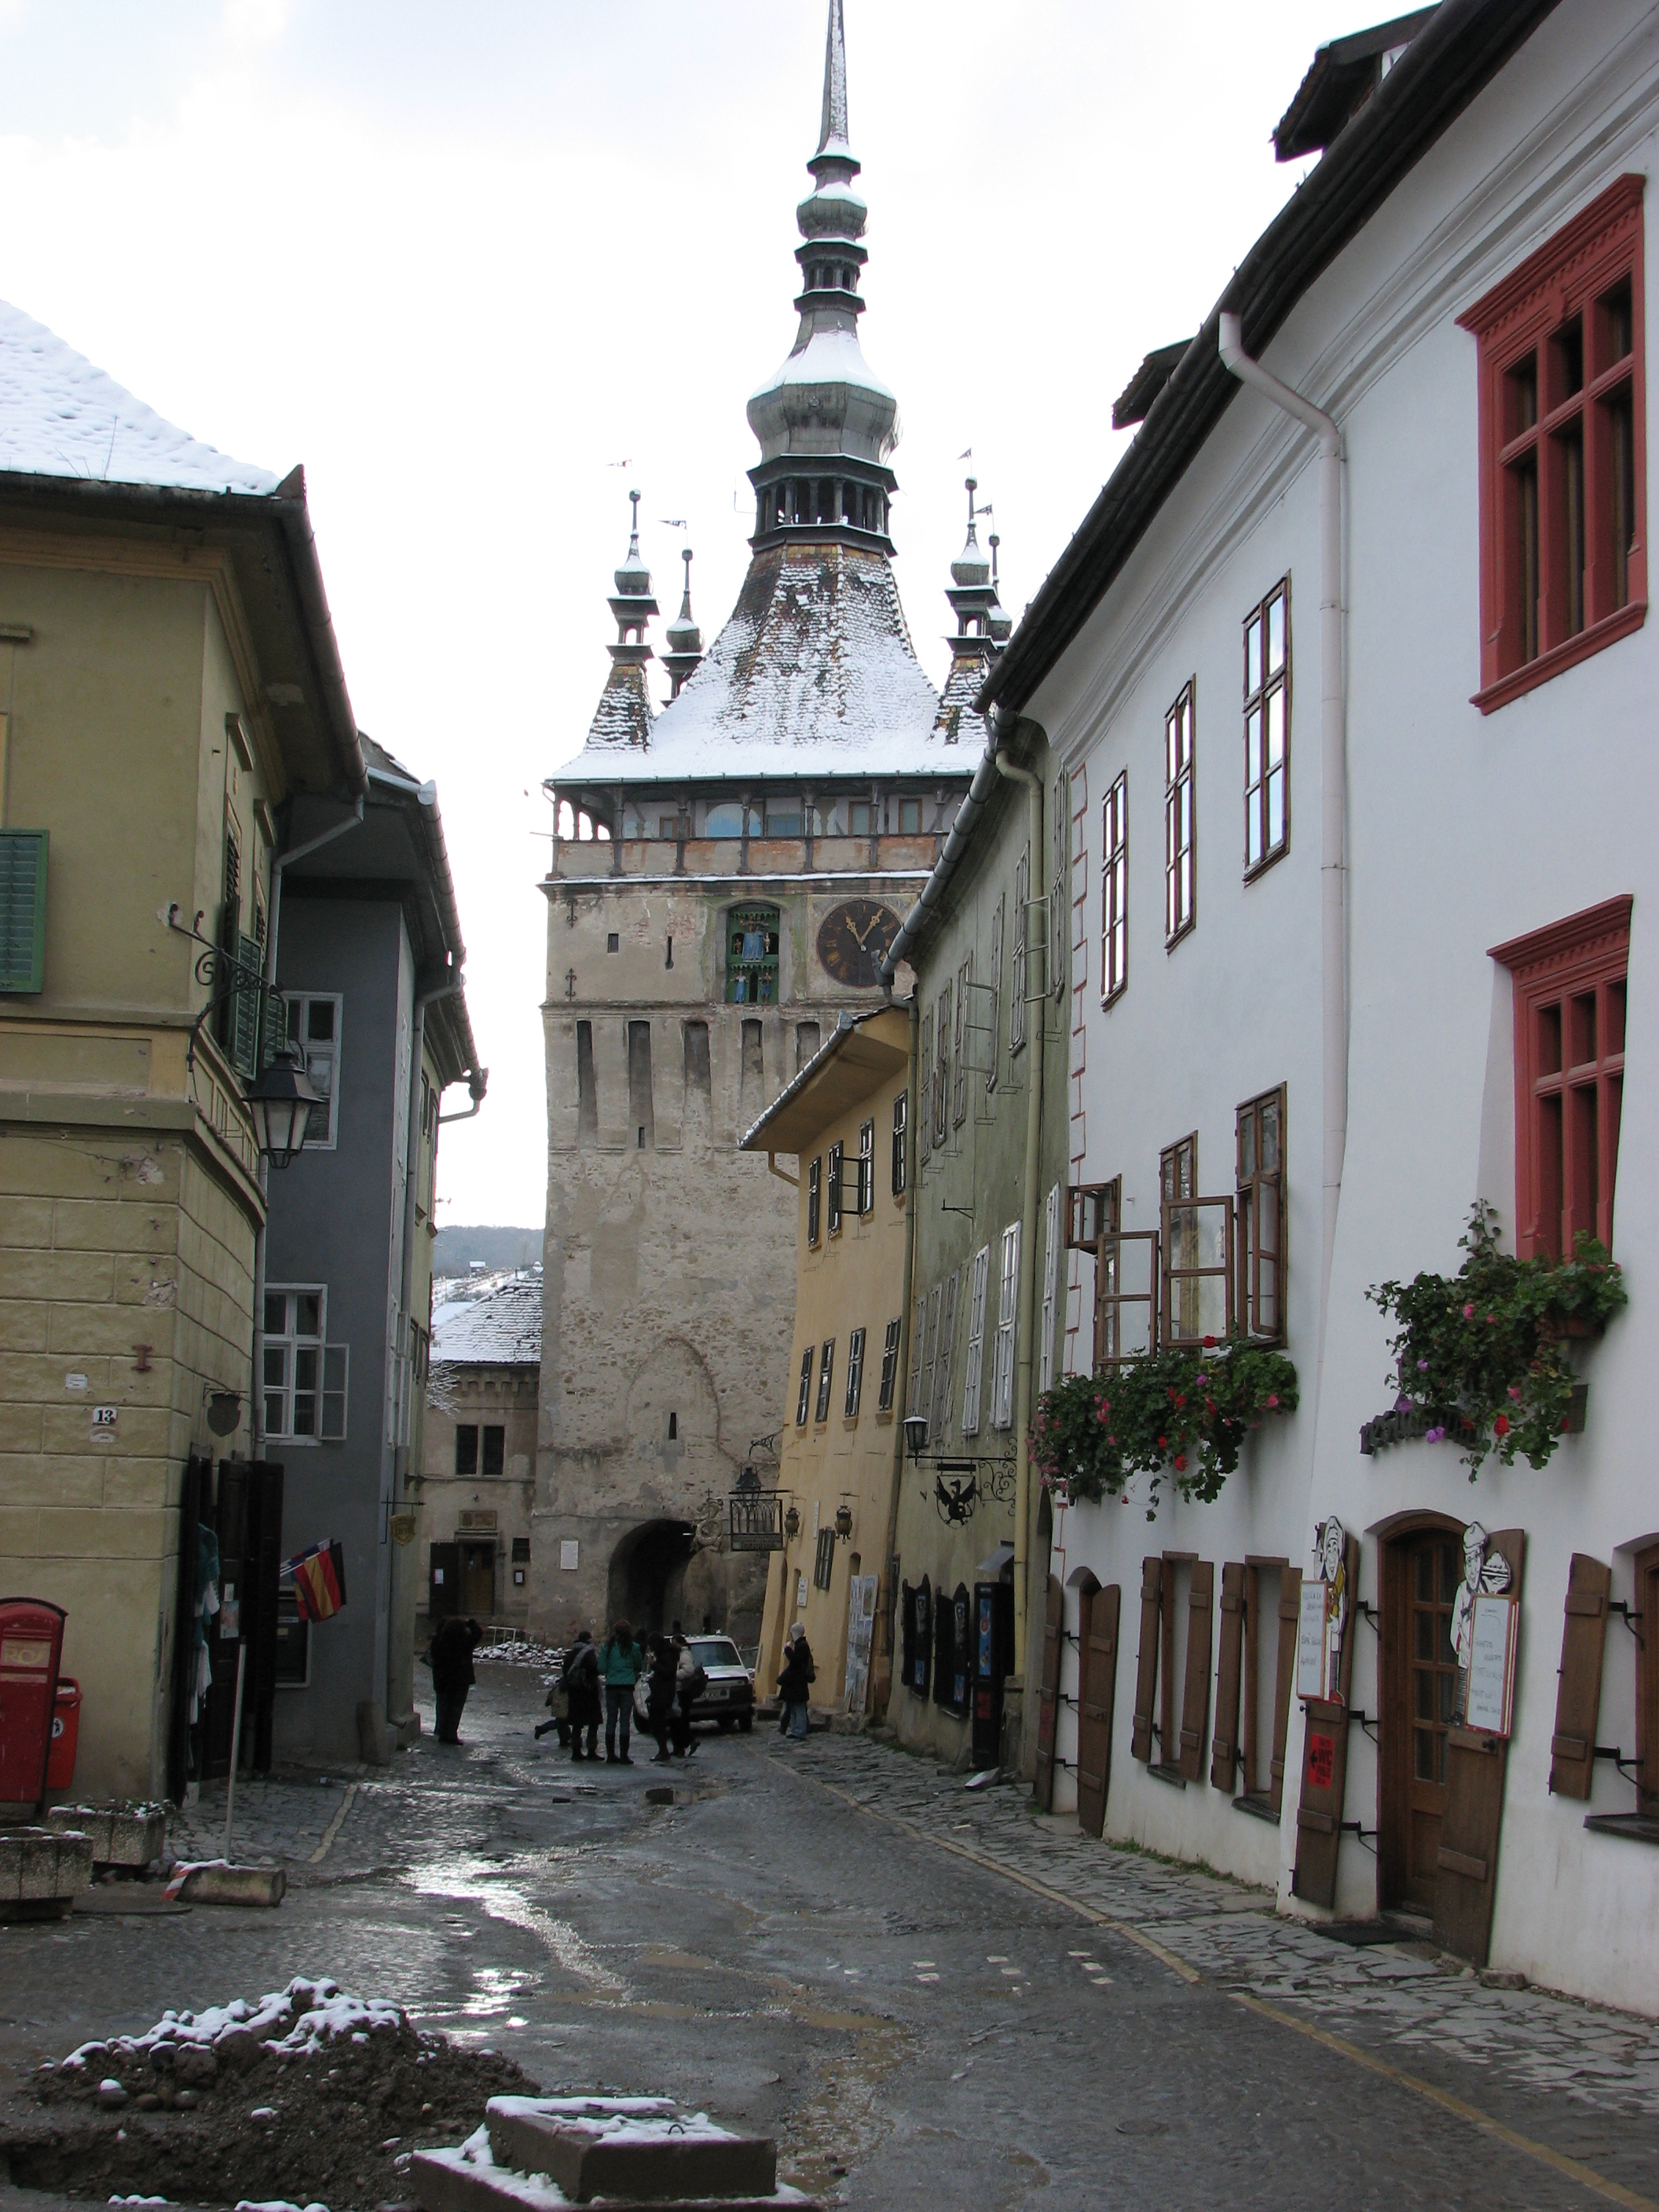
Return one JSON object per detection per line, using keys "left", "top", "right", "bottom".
{"left": 555, "top": 542, "right": 950, "bottom": 786}
{"left": 746, "top": 324, "right": 894, "bottom": 410}
{"left": 432, "top": 1274, "right": 543, "bottom": 1367}
{"left": 0, "top": 297, "right": 279, "bottom": 495}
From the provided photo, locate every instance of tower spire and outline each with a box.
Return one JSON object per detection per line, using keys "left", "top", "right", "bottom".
{"left": 582, "top": 491, "right": 657, "bottom": 751}
{"left": 662, "top": 547, "right": 704, "bottom": 700}
{"left": 935, "top": 474, "right": 1010, "bottom": 742}
{"left": 818, "top": 0, "right": 850, "bottom": 156}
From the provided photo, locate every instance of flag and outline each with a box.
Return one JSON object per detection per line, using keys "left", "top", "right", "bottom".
{"left": 284, "top": 1539, "right": 348, "bottom": 1622}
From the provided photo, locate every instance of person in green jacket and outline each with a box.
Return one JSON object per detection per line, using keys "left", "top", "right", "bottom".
{"left": 599, "top": 1618, "right": 646, "bottom": 1763}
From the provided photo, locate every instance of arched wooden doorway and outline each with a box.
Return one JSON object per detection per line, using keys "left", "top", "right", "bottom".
{"left": 1377, "top": 1511, "right": 1470, "bottom": 1915}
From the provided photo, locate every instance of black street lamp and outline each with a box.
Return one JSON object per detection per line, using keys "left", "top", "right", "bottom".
{"left": 904, "top": 1414, "right": 928, "bottom": 1462}
{"left": 245, "top": 1046, "right": 322, "bottom": 1170}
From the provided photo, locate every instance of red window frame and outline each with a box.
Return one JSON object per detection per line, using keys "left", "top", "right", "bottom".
{"left": 1101, "top": 771, "right": 1128, "bottom": 1004}
{"left": 1461, "top": 176, "right": 1647, "bottom": 713}
{"left": 1489, "top": 895, "right": 1630, "bottom": 1258}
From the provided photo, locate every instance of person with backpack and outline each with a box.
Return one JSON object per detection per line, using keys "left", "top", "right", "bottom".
{"left": 559, "top": 1628, "right": 601, "bottom": 1761}
{"left": 599, "top": 1619, "right": 646, "bottom": 1763}
{"left": 672, "top": 1635, "right": 706, "bottom": 1758}
{"left": 645, "top": 1634, "right": 679, "bottom": 1763}
{"left": 776, "top": 1621, "right": 815, "bottom": 1741}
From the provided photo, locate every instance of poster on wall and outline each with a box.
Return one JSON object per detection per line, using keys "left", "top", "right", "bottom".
{"left": 1296, "top": 1578, "right": 1330, "bottom": 1701}
{"left": 1451, "top": 1519, "right": 1514, "bottom": 1727}
{"left": 1296, "top": 1516, "right": 1349, "bottom": 1702}
{"left": 844, "top": 1574, "right": 877, "bottom": 1715}
{"left": 1463, "top": 1591, "right": 1519, "bottom": 1736}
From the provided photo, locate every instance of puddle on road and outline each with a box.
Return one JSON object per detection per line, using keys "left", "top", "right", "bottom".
{"left": 404, "top": 1855, "right": 629, "bottom": 1999}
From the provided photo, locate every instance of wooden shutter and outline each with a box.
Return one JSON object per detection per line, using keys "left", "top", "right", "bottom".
{"left": 1271, "top": 1567, "right": 1301, "bottom": 1815}
{"left": 1211, "top": 1562, "right": 1244, "bottom": 1792}
{"left": 1435, "top": 1529, "right": 1526, "bottom": 1966}
{"left": 1130, "top": 1557, "right": 1162, "bottom": 1763}
{"left": 1550, "top": 1553, "right": 1610, "bottom": 1800}
{"left": 1076, "top": 1583, "right": 1120, "bottom": 1839}
{"left": 0, "top": 828, "right": 48, "bottom": 993}
{"left": 1292, "top": 1536, "right": 1359, "bottom": 1910}
{"left": 1178, "top": 1560, "right": 1214, "bottom": 1781}
{"left": 1032, "top": 1575, "right": 1064, "bottom": 1809}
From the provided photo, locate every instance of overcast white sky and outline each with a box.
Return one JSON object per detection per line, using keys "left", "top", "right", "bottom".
{"left": 0, "top": 0, "right": 1349, "bottom": 1229}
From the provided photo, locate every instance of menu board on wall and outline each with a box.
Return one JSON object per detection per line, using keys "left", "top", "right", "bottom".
{"left": 1463, "top": 1592, "right": 1519, "bottom": 1737}
{"left": 1297, "top": 1577, "right": 1330, "bottom": 1701}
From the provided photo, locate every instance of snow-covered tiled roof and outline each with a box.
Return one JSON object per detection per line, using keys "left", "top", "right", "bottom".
{"left": 555, "top": 542, "right": 949, "bottom": 786}
{"left": 0, "top": 298, "right": 279, "bottom": 495}
{"left": 431, "top": 1275, "right": 543, "bottom": 1367}
{"left": 934, "top": 643, "right": 994, "bottom": 749}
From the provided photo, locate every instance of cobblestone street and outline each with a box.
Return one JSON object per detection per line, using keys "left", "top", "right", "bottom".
{"left": 3, "top": 1662, "right": 1657, "bottom": 2210}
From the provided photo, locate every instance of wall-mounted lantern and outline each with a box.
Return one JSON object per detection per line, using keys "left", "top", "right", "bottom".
{"left": 833, "top": 1500, "right": 854, "bottom": 1541}
{"left": 245, "top": 1045, "right": 323, "bottom": 1170}
{"left": 783, "top": 1503, "right": 801, "bottom": 1541}
{"left": 904, "top": 1415, "right": 928, "bottom": 1462}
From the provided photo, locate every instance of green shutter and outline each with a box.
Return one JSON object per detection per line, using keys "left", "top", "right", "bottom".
{"left": 0, "top": 830, "right": 47, "bottom": 993}
{"left": 232, "top": 932, "right": 263, "bottom": 1079}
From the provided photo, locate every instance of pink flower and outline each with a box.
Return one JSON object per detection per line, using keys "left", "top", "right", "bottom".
{"left": 1487, "top": 1313, "right": 1497, "bottom": 1325}
{"left": 1507, "top": 1385, "right": 1522, "bottom": 1401}
{"left": 1195, "top": 1372, "right": 1208, "bottom": 1387}
{"left": 1266, "top": 1393, "right": 1280, "bottom": 1409}
{"left": 1463, "top": 1302, "right": 1476, "bottom": 1320}
{"left": 1417, "top": 1360, "right": 1430, "bottom": 1372}
{"left": 1425, "top": 1424, "right": 1445, "bottom": 1443}
{"left": 1395, "top": 1394, "right": 1413, "bottom": 1414}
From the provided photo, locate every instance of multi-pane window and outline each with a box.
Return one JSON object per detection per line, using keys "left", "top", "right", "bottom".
{"left": 918, "top": 1013, "right": 934, "bottom": 1163}
{"left": 1039, "top": 1182, "right": 1061, "bottom": 1392}
{"left": 1243, "top": 583, "right": 1290, "bottom": 875}
{"left": 814, "top": 1525, "right": 837, "bottom": 1591}
{"left": 891, "top": 1091, "right": 907, "bottom": 1196}
{"left": 1010, "top": 848, "right": 1029, "bottom": 1051}
{"left": 844, "top": 1326, "right": 866, "bottom": 1418}
{"left": 857, "top": 1119, "right": 875, "bottom": 1215}
{"left": 1165, "top": 683, "right": 1196, "bottom": 945}
{"left": 991, "top": 1222, "right": 1020, "bottom": 1429}
{"left": 796, "top": 1346, "right": 814, "bottom": 1426}
{"left": 283, "top": 993, "right": 342, "bottom": 1146}
{"left": 932, "top": 983, "right": 951, "bottom": 1144}
{"left": 905, "top": 1295, "right": 926, "bottom": 1418}
{"left": 952, "top": 958, "right": 971, "bottom": 1126}
{"left": 1492, "top": 896, "right": 1629, "bottom": 1258}
{"left": 815, "top": 1339, "right": 836, "bottom": 1423}
{"left": 917, "top": 1282, "right": 942, "bottom": 1430}
{"left": 961, "top": 1243, "right": 991, "bottom": 1436}
{"left": 1102, "top": 772, "right": 1127, "bottom": 1004}
{"left": 808, "top": 1156, "right": 822, "bottom": 1247}
{"left": 827, "top": 1141, "right": 844, "bottom": 1235}
{"left": 877, "top": 1317, "right": 902, "bottom": 1412}
{"left": 1460, "top": 178, "right": 1646, "bottom": 708}
{"left": 263, "top": 1287, "right": 346, "bottom": 1441}
{"left": 456, "top": 1423, "right": 479, "bottom": 1474}
{"left": 930, "top": 1268, "right": 960, "bottom": 1445}
{"left": 1236, "top": 1087, "right": 1286, "bottom": 1342}
{"left": 1051, "top": 768, "right": 1068, "bottom": 1001}
{"left": 986, "top": 896, "right": 1004, "bottom": 1093}
{"left": 726, "top": 903, "right": 780, "bottom": 1003}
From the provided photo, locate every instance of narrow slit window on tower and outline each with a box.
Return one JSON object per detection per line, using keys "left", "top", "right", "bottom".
{"left": 740, "top": 1017, "right": 765, "bottom": 1117}
{"left": 576, "top": 1020, "right": 598, "bottom": 1144}
{"left": 683, "top": 1020, "right": 711, "bottom": 1101}
{"left": 797, "top": 1021, "right": 822, "bottom": 1071}
{"left": 668, "top": 1412, "right": 678, "bottom": 1441}
{"left": 628, "top": 1020, "right": 654, "bottom": 1149}
{"left": 607, "top": 932, "right": 620, "bottom": 954}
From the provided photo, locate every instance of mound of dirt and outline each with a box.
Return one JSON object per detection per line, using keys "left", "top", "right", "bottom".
{"left": 5, "top": 1978, "right": 539, "bottom": 2209}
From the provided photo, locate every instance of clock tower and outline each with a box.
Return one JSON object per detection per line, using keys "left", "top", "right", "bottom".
{"left": 534, "top": 0, "right": 1000, "bottom": 1648}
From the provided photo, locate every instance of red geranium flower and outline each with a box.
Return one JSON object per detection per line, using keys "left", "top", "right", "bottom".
{"left": 1174, "top": 1454, "right": 1188, "bottom": 1472}
{"left": 1493, "top": 1412, "right": 1511, "bottom": 1436}
{"left": 1203, "top": 1335, "right": 1218, "bottom": 1348}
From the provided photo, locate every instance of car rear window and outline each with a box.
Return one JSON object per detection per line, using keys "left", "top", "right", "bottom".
{"left": 690, "top": 1638, "right": 743, "bottom": 1669}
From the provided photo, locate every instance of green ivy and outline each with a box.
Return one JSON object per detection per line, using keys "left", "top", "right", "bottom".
{"left": 1366, "top": 1201, "right": 1627, "bottom": 1478}
{"left": 1033, "top": 1339, "right": 1299, "bottom": 1514}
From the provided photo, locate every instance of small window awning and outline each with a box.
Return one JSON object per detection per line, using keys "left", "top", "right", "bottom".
{"left": 977, "top": 1541, "right": 1015, "bottom": 1578}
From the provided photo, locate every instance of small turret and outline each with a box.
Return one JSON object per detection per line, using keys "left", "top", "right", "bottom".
{"left": 934, "top": 478, "right": 1010, "bottom": 744}
{"left": 582, "top": 491, "right": 658, "bottom": 751}
{"left": 661, "top": 548, "right": 705, "bottom": 700}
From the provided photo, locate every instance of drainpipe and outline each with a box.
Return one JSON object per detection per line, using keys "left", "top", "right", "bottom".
{"left": 1218, "top": 312, "right": 1347, "bottom": 1362}
{"left": 251, "top": 795, "right": 365, "bottom": 1461}
{"left": 876, "top": 987, "right": 921, "bottom": 1718}
{"left": 991, "top": 731, "right": 1044, "bottom": 1686}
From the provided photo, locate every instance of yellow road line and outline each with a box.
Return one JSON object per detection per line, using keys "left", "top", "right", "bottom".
{"left": 307, "top": 1781, "right": 357, "bottom": 1865}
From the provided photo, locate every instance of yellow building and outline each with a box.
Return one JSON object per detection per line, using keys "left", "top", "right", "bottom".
{"left": 0, "top": 301, "right": 365, "bottom": 1798}
{"left": 741, "top": 1008, "right": 913, "bottom": 1719}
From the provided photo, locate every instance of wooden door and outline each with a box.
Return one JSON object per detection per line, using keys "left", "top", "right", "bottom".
{"left": 461, "top": 1543, "right": 496, "bottom": 1617}
{"left": 1032, "top": 1575, "right": 1064, "bottom": 1810}
{"left": 1382, "top": 1528, "right": 1462, "bottom": 1912}
{"left": 429, "top": 1542, "right": 460, "bottom": 1619}
{"left": 1076, "top": 1583, "right": 1119, "bottom": 1838}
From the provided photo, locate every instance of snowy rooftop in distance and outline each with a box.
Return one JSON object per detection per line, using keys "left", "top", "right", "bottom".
{"left": 431, "top": 1273, "right": 543, "bottom": 1367}
{"left": 0, "top": 298, "right": 279, "bottom": 495}
{"left": 555, "top": 542, "right": 951, "bottom": 786}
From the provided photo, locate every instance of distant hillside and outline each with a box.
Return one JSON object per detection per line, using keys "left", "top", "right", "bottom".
{"left": 433, "top": 1224, "right": 542, "bottom": 1279}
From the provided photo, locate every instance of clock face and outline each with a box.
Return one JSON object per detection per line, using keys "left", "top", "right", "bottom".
{"left": 816, "top": 899, "right": 902, "bottom": 988}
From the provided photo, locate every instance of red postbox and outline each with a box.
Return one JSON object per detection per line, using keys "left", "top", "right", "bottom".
{"left": 0, "top": 1599, "right": 66, "bottom": 1815}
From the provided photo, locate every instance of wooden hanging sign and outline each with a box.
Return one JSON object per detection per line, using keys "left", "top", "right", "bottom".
{"left": 1463, "top": 1591, "right": 1519, "bottom": 1738}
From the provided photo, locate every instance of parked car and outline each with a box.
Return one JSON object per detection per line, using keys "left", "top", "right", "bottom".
{"left": 685, "top": 1636, "right": 754, "bottom": 1732}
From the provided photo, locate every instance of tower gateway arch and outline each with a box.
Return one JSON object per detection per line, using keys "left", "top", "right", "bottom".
{"left": 533, "top": 0, "right": 1002, "bottom": 1650}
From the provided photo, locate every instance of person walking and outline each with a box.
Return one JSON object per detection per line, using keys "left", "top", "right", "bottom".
{"left": 430, "top": 1614, "right": 483, "bottom": 1745}
{"left": 599, "top": 1619, "right": 646, "bottom": 1763}
{"left": 562, "top": 1628, "right": 601, "bottom": 1760}
{"left": 776, "top": 1622, "right": 814, "bottom": 1742}
{"left": 672, "top": 1634, "right": 705, "bottom": 1758}
{"left": 646, "top": 1634, "right": 679, "bottom": 1763}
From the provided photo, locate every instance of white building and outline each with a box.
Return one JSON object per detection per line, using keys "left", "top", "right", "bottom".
{"left": 981, "top": 0, "right": 1658, "bottom": 2012}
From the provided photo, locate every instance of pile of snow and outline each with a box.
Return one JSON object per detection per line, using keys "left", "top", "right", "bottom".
{"left": 475, "top": 1639, "right": 560, "bottom": 1668}
{"left": 487, "top": 2095, "right": 734, "bottom": 2144}
{"left": 62, "top": 1978, "right": 406, "bottom": 2072}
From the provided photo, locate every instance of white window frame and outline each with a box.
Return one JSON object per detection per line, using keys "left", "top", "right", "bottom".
{"left": 918, "top": 1283, "right": 942, "bottom": 1429}
{"left": 878, "top": 1317, "right": 902, "bottom": 1412}
{"left": 991, "top": 1223, "right": 1021, "bottom": 1430}
{"left": 858, "top": 1119, "right": 875, "bottom": 1216}
{"left": 961, "top": 1243, "right": 991, "bottom": 1435}
{"left": 931, "top": 1268, "right": 960, "bottom": 1444}
{"left": 844, "top": 1325, "right": 866, "bottom": 1419}
{"left": 1011, "top": 848, "right": 1030, "bottom": 1053}
{"left": 282, "top": 991, "right": 343, "bottom": 1149}
{"left": 1039, "top": 1183, "right": 1061, "bottom": 1393}
{"left": 905, "top": 1298, "right": 926, "bottom": 1417}
{"left": 264, "top": 1285, "right": 347, "bottom": 1442}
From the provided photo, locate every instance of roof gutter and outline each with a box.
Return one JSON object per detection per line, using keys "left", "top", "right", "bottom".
{"left": 271, "top": 468, "right": 368, "bottom": 797}
{"left": 366, "top": 758, "right": 468, "bottom": 970}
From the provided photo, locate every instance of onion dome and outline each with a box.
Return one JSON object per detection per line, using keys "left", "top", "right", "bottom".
{"left": 583, "top": 490, "right": 657, "bottom": 750}
{"left": 661, "top": 548, "right": 705, "bottom": 700}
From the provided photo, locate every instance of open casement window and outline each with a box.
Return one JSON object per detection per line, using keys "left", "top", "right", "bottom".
{"left": 1101, "top": 772, "right": 1127, "bottom": 1005}
{"left": 281, "top": 993, "right": 341, "bottom": 1144}
{"left": 904, "top": 1297, "right": 926, "bottom": 1419}
{"left": 1243, "top": 581, "right": 1290, "bottom": 877}
{"left": 917, "top": 1284, "right": 943, "bottom": 1431}
{"left": 891, "top": 1090, "right": 907, "bottom": 1195}
{"left": 951, "top": 957, "right": 971, "bottom": 1126}
{"left": 985, "top": 895, "right": 1004, "bottom": 1093}
{"left": 918, "top": 1013, "right": 933, "bottom": 1162}
{"left": 930, "top": 1269, "right": 960, "bottom": 1445}
{"left": 1076, "top": 1177, "right": 1160, "bottom": 1371}
{"left": 1038, "top": 1182, "right": 1061, "bottom": 1393}
{"left": 1459, "top": 176, "right": 1646, "bottom": 712}
{"left": 1236, "top": 1086, "right": 1286, "bottom": 1342}
{"left": 932, "top": 984, "right": 952, "bottom": 1145}
{"left": 1165, "top": 682, "right": 1196, "bottom": 947}
{"left": 1161, "top": 1136, "right": 1234, "bottom": 1347}
{"left": 1010, "top": 847, "right": 1030, "bottom": 1052}
{"left": 814, "top": 1340, "right": 835, "bottom": 1423}
{"left": 991, "top": 1222, "right": 1020, "bottom": 1430}
{"left": 807, "top": 1157, "right": 822, "bottom": 1247}
{"left": 877, "top": 1317, "right": 902, "bottom": 1412}
{"left": 961, "top": 1244, "right": 991, "bottom": 1436}
{"left": 795, "top": 1346, "right": 814, "bottom": 1427}
{"left": 1051, "top": 767, "right": 1068, "bottom": 1002}
{"left": 1492, "top": 897, "right": 1628, "bottom": 1258}
{"left": 844, "top": 1326, "right": 866, "bottom": 1419}
{"left": 1549, "top": 1553, "right": 1611, "bottom": 1801}
{"left": 857, "top": 1119, "right": 875, "bottom": 1216}
{"left": 826, "top": 1141, "right": 844, "bottom": 1236}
